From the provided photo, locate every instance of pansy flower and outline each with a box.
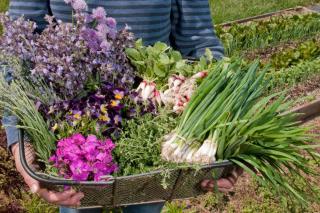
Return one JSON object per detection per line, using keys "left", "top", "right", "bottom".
{"left": 99, "top": 114, "right": 111, "bottom": 122}
{"left": 100, "top": 104, "right": 108, "bottom": 114}
{"left": 113, "top": 90, "right": 124, "bottom": 100}
{"left": 73, "top": 110, "right": 82, "bottom": 120}
{"left": 114, "top": 115, "right": 122, "bottom": 125}
{"left": 110, "top": 100, "right": 120, "bottom": 107}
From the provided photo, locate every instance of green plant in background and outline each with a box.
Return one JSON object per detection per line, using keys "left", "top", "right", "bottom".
{"left": 210, "top": 0, "right": 320, "bottom": 24}
{"left": 21, "top": 193, "right": 58, "bottom": 213}
{"left": 271, "top": 39, "right": 320, "bottom": 69}
{"left": 163, "top": 202, "right": 186, "bottom": 213}
{"left": 267, "top": 57, "right": 320, "bottom": 91}
{"left": 216, "top": 13, "right": 320, "bottom": 56}
{"left": 0, "top": 0, "right": 8, "bottom": 12}
{"left": 0, "top": 0, "right": 9, "bottom": 34}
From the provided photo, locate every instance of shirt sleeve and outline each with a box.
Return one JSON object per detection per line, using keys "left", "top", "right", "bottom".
{"left": 8, "top": 0, "right": 49, "bottom": 30}
{"left": 0, "top": 63, "right": 20, "bottom": 149}
{"left": 170, "top": 0, "right": 224, "bottom": 60}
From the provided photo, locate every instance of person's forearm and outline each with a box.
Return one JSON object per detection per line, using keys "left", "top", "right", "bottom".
{"left": 171, "top": 0, "right": 224, "bottom": 60}
{"left": 1, "top": 115, "right": 20, "bottom": 150}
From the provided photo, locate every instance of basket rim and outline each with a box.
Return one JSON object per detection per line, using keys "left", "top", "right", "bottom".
{"left": 18, "top": 129, "right": 233, "bottom": 186}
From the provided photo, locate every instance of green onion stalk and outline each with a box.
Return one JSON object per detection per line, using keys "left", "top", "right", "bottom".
{"left": 161, "top": 59, "right": 320, "bottom": 203}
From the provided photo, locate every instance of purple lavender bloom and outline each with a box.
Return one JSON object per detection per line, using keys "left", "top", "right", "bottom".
{"left": 72, "top": 0, "right": 88, "bottom": 11}
{"left": 92, "top": 7, "right": 107, "bottom": 21}
{"left": 80, "top": 28, "right": 101, "bottom": 52}
{"left": 100, "top": 40, "right": 111, "bottom": 54}
{"left": 106, "top": 17, "right": 117, "bottom": 28}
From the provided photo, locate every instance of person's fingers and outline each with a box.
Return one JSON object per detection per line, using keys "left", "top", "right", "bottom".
{"left": 234, "top": 167, "right": 244, "bottom": 176}
{"left": 201, "top": 179, "right": 215, "bottom": 192}
{"left": 59, "top": 192, "right": 85, "bottom": 207}
{"left": 37, "top": 188, "right": 81, "bottom": 205}
{"left": 24, "top": 175, "right": 40, "bottom": 193}
{"left": 217, "top": 178, "right": 234, "bottom": 190}
{"left": 202, "top": 179, "right": 234, "bottom": 192}
{"left": 201, "top": 179, "right": 211, "bottom": 189}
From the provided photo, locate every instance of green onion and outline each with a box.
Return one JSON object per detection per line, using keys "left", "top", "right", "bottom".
{"left": 162, "top": 59, "right": 320, "bottom": 203}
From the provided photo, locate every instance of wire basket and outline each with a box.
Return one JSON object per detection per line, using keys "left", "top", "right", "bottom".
{"left": 19, "top": 130, "right": 234, "bottom": 208}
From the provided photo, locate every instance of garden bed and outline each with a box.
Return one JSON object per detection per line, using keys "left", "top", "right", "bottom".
{"left": 219, "top": 6, "right": 315, "bottom": 28}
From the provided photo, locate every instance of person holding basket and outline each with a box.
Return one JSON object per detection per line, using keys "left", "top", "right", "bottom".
{"left": 3, "top": 0, "right": 243, "bottom": 212}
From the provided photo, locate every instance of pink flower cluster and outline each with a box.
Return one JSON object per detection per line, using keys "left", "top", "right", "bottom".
{"left": 49, "top": 134, "right": 117, "bottom": 181}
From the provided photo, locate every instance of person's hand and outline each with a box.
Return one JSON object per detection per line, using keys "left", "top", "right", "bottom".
{"left": 11, "top": 143, "right": 85, "bottom": 207}
{"left": 201, "top": 167, "right": 243, "bottom": 193}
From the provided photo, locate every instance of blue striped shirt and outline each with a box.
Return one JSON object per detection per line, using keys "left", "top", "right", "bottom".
{"left": 8, "top": 0, "right": 224, "bottom": 59}
{"left": 3, "top": 0, "right": 224, "bottom": 148}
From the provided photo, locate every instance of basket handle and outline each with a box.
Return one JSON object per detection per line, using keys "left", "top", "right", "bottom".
{"left": 19, "top": 130, "right": 115, "bottom": 186}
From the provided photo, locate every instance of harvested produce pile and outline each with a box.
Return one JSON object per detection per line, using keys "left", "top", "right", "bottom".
{"left": 0, "top": 0, "right": 319, "bottom": 209}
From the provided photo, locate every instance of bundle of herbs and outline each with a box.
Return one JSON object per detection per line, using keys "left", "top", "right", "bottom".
{"left": 114, "top": 109, "right": 178, "bottom": 176}
{"left": 162, "top": 59, "right": 320, "bottom": 203}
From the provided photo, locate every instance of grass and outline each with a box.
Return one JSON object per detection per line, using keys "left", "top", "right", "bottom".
{"left": 0, "top": 0, "right": 8, "bottom": 12}
{"left": 210, "top": 0, "right": 320, "bottom": 24}
{"left": 1, "top": 0, "right": 319, "bottom": 24}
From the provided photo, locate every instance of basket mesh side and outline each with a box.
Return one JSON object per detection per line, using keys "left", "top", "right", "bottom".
{"left": 77, "top": 185, "right": 114, "bottom": 207}
{"left": 37, "top": 166, "right": 234, "bottom": 208}
{"left": 171, "top": 167, "right": 226, "bottom": 199}
{"left": 114, "top": 170, "right": 180, "bottom": 206}
{"left": 41, "top": 182, "right": 114, "bottom": 207}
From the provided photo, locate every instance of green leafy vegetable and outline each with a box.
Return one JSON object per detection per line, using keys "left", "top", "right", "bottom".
{"left": 126, "top": 40, "right": 213, "bottom": 88}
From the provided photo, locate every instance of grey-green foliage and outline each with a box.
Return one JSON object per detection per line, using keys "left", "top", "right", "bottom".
{"left": 0, "top": 75, "right": 56, "bottom": 162}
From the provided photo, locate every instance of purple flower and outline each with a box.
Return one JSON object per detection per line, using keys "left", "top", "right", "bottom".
{"left": 114, "top": 115, "right": 122, "bottom": 125}
{"left": 100, "top": 40, "right": 111, "bottom": 54}
{"left": 106, "top": 17, "right": 117, "bottom": 28}
{"left": 72, "top": 133, "right": 86, "bottom": 145}
{"left": 72, "top": 0, "right": 88, "bottom": 11}
{"left": 49, "top": 134, "right": 117, "bottom": 182}
{"left": 86, "top": 135, "right": 98, "bottom": 143}
{"left": 92, "top": 7, "right": 107, "bottom": 21}
{"left": 70, "top": 161, "right": 90, "bottom": 181}
{"left": 80, "top": 28, "right": 101, "bottom": 51}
